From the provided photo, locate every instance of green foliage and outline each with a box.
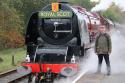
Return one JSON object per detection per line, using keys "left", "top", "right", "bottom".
{"left": 101, "top": 4, "right": 125, "bottom": 22}
{"left": 101, "top": 9, "right": 118, "bottom": 21}
{"left": 0, "top": 29, "right": 24, "bottom": 49}
{"left": 0, "top": 48, "right": 26, "bottom": 72}
{"left": 0, "top": 0, "right": 57, "bottom": 49}
{"left": 70, "top": 0, "right": 93, "bottom": 10}
{"left": 0, "top": 0, "right": 24, "bottom": 49}
{"left": 0, "top": 1, "right": 24, "bottom": 31}
{"left": 10, "top": 0, "right": 57, "bottom": 25}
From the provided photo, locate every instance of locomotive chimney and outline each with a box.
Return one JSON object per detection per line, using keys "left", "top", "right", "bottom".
{"left": 57, "top": 0, "right": 69, "bottom": 4}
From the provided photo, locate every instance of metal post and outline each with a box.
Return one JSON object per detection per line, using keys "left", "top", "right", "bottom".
{"left": 12, "top": 55, "right": 15, "bottom": 66}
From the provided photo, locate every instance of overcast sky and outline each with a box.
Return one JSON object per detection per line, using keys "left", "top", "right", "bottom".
{"left": 91, "top": 0, "right": 125, "bottom": 12}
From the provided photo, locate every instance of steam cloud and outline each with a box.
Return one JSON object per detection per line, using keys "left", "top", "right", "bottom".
{"left": 91, "top": 0, "right": 125, "bottom": 12}
{"left": 54, "top": 27, "right": 125, "bottom": 83}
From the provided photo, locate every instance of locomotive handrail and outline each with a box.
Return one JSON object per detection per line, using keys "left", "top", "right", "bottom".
{"left": 65, "top": 46, "right": 68, "bottom": 62}
{"left": 54, "top": 30, "right": 72, "bottom": 33}
{"left": 33, "top": 45, "right": 39, "bottom": 62}
{"left": 53, "top": 21, "right": 72, "bottom": 33}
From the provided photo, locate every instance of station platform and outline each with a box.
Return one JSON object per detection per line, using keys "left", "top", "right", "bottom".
{"left": 76, "top": 73, "right": 125, "bottom": 83}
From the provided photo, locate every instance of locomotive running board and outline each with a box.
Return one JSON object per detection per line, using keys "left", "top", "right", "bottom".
{"left": 36, "top": 46, "right": 68, "bottom": 62}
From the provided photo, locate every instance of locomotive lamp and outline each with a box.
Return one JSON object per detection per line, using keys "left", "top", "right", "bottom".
{"left": 71, "top": 55, "right": 76, "bottom": 63}
{"left": 25, "top": 55, "right": 30, "bottom": 62}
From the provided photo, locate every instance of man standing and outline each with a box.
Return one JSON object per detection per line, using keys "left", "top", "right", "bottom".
{"left": 95, "top": 25, "right": 112, "bottom": 75}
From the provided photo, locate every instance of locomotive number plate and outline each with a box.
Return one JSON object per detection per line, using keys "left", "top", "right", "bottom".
{"left": 39, "top": 11, "right": 73, "bottom": 18}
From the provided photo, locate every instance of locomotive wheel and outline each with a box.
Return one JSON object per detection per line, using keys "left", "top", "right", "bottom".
{"left": 38, "top": 15, "right": 78, "bottom": 45}
{"left": 28, "top": 74, "right": 31, "bottom": 83}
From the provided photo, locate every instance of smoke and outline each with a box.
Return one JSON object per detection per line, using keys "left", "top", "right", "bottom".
{"left": 91, "top": 0, "right": 125, "bottom": 12}
{"left": 54, "top": 51, "right": 90, "bottom": 83}
{"left": 83, "top": 26, "right": 125, "bottom": 74}
{"left": 110, "top": 27, "right": 125, "bottom": 74}
{"left": 114, "top": 0, "right": 125, "bottom": 11}
{"left": 55, "top": 25, "right": 125, "bottom": 83}
{"left": 91, "top": 0, "right": 112, "bottom": 12}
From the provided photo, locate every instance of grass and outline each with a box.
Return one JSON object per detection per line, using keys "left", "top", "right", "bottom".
{"left": 0, "top": 48, "right": 26, "bottom": 73}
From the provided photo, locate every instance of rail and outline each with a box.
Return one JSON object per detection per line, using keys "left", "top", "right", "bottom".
{"left": 0, "top": 68, "right": 31, "bottom": 83}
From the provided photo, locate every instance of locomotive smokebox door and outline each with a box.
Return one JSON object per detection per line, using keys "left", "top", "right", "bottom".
{"left": 38, "top": 3, "right": 78, "bottom": 45}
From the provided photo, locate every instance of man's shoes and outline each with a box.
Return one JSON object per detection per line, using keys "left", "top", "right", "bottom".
{"left": 107, "top": 72, "right": 110, "bottom": 76}
{"left": 96, "top": 65, "right": 101, "bottom": 74}
{"left": 95, "top": 69, "right": 101, "bottom": 74}
{"left": 107, "top": 66, "right": 111, "bottom": 76}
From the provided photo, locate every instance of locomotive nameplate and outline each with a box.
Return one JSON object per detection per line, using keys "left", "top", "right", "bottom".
{"left": 39, "top": 11, "right": 73, "bottom": 18}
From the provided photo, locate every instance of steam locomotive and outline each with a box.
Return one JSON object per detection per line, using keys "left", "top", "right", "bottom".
{"left": 21, "top": 2, "right": 114, "bottom": 83}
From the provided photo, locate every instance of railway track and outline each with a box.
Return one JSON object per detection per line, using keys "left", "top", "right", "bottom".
{"left": 0, "top": 68, "right": 31, "bottom": 83}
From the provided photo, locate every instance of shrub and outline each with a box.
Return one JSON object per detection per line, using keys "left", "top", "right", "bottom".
{"left": 0, "top": 29, "right": 24, "bottom": 49}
